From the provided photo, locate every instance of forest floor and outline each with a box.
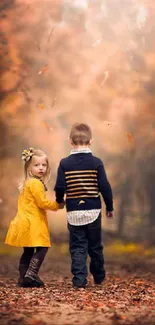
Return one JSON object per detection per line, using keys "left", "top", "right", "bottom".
{"left": 0, "top": 242, "right": 155, "bottom": 325}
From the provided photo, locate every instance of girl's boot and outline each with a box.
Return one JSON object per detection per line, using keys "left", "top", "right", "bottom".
{"left": 18, "top": 264, "right": 28, "bottom": 286}
{"left": 23, "top": 258, "right": 44, "bottom": 287}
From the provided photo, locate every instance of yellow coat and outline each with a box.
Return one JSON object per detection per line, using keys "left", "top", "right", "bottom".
{"left": 5, "top": 178, "right": 59, "bottom": 247}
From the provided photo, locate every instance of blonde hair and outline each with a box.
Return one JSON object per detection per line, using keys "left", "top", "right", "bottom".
{"left": 19, "top": 149, "right": 51, "bottom": 191}
{"left": 70, "top": 123, "right": 92, "bottom": 145}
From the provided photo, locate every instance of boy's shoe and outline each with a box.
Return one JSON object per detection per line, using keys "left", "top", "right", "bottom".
{"left": 94, "top": 279, "right": 105, "bottom": 286}
{"left": 73, "top": 285, "right": 85, "bottom": 291}
{"left": 72, "top": 279, "right": 87, "bottom": 290}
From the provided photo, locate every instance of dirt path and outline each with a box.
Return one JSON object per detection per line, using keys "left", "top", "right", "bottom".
{"left": 0, "top": 254, "right": 155, "bottom": 325}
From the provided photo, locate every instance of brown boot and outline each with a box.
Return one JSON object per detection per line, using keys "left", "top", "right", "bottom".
{"left": 17, "top": 264, "right": 28, "bottom": 286}
{"left": 23, "top": 258, "right": 44, "bottom": 287}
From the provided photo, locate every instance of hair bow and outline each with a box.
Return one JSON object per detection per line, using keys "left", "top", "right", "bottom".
{"left": 22, "top": 147, "right": 34, "bottom": 162}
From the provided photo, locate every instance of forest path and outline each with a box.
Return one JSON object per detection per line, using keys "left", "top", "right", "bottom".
{"left": 0, "top": 252, "right": 155, "bottom": 325}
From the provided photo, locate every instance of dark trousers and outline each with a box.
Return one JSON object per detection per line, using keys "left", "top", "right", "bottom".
{"left": 68, "top": 213, "right": 105, "bottom": 287}
{"left": 19, "top": 247, "right": 48, "bottom": 270}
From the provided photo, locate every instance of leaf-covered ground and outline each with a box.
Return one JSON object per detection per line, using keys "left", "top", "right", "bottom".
{"left": 0, "top": 252, "right": 155, "bottom": 325}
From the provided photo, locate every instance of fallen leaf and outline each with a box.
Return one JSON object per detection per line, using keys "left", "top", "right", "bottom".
{"left": 135, "top": 280, "right": 145, "bottom": 285}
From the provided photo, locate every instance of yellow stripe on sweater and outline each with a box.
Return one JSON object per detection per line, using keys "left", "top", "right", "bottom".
{"left": 66, "top": 179, "right": 98, "bottom": 184}
{"left": 67, "top": 187, "right": 98, "bottom": 192}
{"left": 66, "top": 190, "right": 98, "bottom": 195}
{"left": 65, "top": 170, "right": 97, "bottom": 175}
{"left": 67, "top": 182, "right": 98, "bottom": 187}
{"left": 65, "top": 174, "right": 97, "bottom": 179}
{"left": 66, "top": 194, "right": 99, "bottom": 199}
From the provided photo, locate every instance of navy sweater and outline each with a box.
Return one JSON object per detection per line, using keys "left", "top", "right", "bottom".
{"left": 54, "top": 153, "right": 113, "bottom": 212}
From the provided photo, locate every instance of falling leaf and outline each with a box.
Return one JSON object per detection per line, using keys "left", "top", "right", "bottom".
{"left": 100, "top": 71, "right": 110, "bottom": 87}
{"left": 38, "top": 103, "right": 45, "bottom": 110}
{"left": 34, "top": 41, "right": 41, "bottom": 51}
{"left": 38, "top": 65, "right": 49, "bottom": 75}
{"left": 103, "top": 120, "right": 117, "bottom": 126}
{"left": 47, "top": 27, "right": 56, "bottom": 42}
{"left": 52, "top": 96, "right": 57, "bottom": 107}
{"left": 126, "top": 132, "right": 134, "bottom": 143}
{"left": 42, "top": 121, "right": 51, "bottom": 132}
{"left": 92, "top": 39, "right": 103, "bottom": 47}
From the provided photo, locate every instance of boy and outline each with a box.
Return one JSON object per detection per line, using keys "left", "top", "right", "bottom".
{"left": 54, "top": 123, "right": 113, "bottom": 288}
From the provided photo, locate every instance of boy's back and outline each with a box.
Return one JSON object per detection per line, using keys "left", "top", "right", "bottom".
{"left": 54, "top": 123, "right": 113, "bottom": 288}
{"left": 55, "top": 149, "right": 113, "bottom": 214}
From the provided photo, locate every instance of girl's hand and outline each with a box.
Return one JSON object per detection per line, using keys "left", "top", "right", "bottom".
{"left": 106, "top": 211, "right": 114, "bottom": 218}
{"left": 59, "top": 201, "right": 65, "bottom": 209}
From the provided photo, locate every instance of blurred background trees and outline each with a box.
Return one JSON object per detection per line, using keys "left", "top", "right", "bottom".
{"left": 0, "top": 0, "right": 155, "bottom": 243}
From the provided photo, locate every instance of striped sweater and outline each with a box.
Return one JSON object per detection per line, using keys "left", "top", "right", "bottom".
{"left": 54, "top": 150, "right": 113, "bottom": 214}
{"left": 65, "top": 169, "right": 99, "bottom": 199}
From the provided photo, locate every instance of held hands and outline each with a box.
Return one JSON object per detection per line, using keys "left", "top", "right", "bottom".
{"left": 106, "top": 211, "right": 114, "bottom": 218}
{"left": 59, "top": 201, "right": 65, "bottom": 209}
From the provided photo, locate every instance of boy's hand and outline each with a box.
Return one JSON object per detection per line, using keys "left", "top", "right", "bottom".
{"left": 106, "top": 211, "right": 114, "bottom": 218}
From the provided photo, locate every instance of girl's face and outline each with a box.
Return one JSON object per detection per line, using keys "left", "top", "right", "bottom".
{"left": 30, "top": 155, "right": 47, "bottom": 178}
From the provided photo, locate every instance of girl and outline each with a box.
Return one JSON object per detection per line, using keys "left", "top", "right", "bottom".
{"left": 5, "top": 148, "right": 63, "bottom": 288}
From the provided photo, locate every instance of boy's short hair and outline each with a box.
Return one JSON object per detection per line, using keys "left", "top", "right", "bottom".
{"left": 70, "top": 123, "right": 92, "bottom": 145}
